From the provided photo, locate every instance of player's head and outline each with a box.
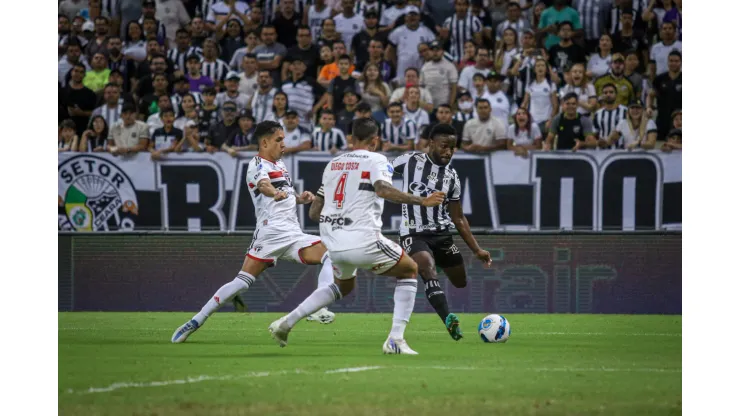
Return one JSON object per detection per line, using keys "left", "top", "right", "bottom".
{"left": 254, "top": 120, "right": 285, "bottom": 160}
{"left": 428, "top": 124, "right": 457, "bottom": 165}
{"left": 351, "top": 117, "right": 381, "bottom": 152}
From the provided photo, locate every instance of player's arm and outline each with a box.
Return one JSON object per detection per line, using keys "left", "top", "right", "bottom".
{"left": 374, "top": 181, "right": 444, "bottom": 207}
{"left": 257, "top": 179, "right": 288, "bottom": 201}
{"left": 448, "top": 199, "right": 491, "bottom": 266}
{"left": 309, "top": 186, "right": 325, "bottom": 222}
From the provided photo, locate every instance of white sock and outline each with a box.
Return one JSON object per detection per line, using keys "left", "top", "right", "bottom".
{"left": 317, "top": 252, "right": 335, "bottom": 288}
{"left": 285, "top": 283, "right": 342, "bottom": 328}
{"left": 193, "top": 271, "right": 255, "bottom": 325}
{"left": 389, "top": 278, "right": 417, "bottom": 339}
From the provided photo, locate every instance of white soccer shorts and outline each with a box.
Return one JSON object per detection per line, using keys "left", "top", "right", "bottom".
{"left": 247, "top": 227, "right": 321, "bottom": 265}
{"left": 329, "top": 234, "right": 405, "bottom": 280}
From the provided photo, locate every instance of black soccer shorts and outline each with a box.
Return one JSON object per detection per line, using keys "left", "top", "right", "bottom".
{"left": 399, "top": 234, "right": 464, "bottom": 269}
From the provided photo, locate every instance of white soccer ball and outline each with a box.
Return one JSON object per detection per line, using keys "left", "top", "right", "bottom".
{"left": 478, "top": 314, "right": 511, "bottom": 343}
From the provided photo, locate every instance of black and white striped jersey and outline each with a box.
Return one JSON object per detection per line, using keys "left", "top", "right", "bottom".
{"left": 312, "top": 127, "right": 347, "bottom": 152}
{"left": 443, "top": 14, "right": 482, "bottom": 63}
{"left": 250, "top": 88, "right": 278, "bottom": 123}
{"left": 403, "top": 105, "right": 430, "bottom": 134}
{"left": 593, "top": 105, "right": 628, "bottom": 139}
{"left": 381, "top": 118, "right": 417, "bottom": 146}
{"left": 91, "top": 103, "right": 122, "bottom": 128}
{"left": 355, "top": 0, "right": 384, "bottom": 15}
{"left": 171, "top": 92, "right": 204, "bottom": 117}
{"left": 392, "top": 152, "right": 462, "bottom": 236}
{"left": 201, "top": 58, "right": 230, "bottom": 83}
{"left": 454, "top": 111, "right": 475, "bottom": 123}
{"left": 167, "top": 46, "right": 203, "bottom": 71}
{"left": 197, "top": 0, "right": 220, "bottom": 18}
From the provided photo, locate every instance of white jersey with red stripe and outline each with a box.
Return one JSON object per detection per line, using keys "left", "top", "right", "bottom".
{"left": 246, "top": 156, "right": 299, "bottom": 230}
{"left": 318, "top": 150, "right": 394, "bottom": 252}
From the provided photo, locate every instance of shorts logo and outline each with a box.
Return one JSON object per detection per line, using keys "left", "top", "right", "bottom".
{"left": 58, "top": 155, "right": 138, "bottom": 231}
{"left": 402, "top": 237, "right": 413, "bottom": 250}
{"left": 448, "top": 244, "right": 460, "bottom": 254}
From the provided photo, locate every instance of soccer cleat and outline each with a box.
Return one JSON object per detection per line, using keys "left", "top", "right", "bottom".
{"left": 268, "top": 317, "right": 291, "bottom": 347}
{"left": 306, "top": 307, "right": 335, "bottom": 324}
{"left": 382, "top": 337, "right": 419, "bottom": 355}
{"left": 171, "top": 319, "right": 200, "bottom": 343}
{"left": 445, "top": 313, "right": 463, "bottom": 341}
{"left": 232, "top": 295, "right": 247, "bottom": 312}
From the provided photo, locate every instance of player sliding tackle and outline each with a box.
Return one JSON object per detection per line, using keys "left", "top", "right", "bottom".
{"left": 171, "top": 121, "right": 337, "bottom": 343}
{"left": 392, "top": 124, "right": 492, "bottom": 340}
{"left": 269, "top": 118, "right": 445, "bottom": 355}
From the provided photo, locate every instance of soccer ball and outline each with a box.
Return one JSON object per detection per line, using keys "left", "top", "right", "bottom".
{"left": 478, "top": 314, "right": 511, "bottom": 343}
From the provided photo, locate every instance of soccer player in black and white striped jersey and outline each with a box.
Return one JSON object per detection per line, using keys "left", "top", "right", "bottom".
{"left": 441, "top": 0, "right": 483, "bottom": 64}
{"left": 592, "top": 83, "right": 628, "bottom": 144}
{"left": 391, "top": 124, "right": 492, "bottom": 340}
{"left": 382, "top": 102, "right": 417, "bottom": 152}
{"left": 312, "top": 110, "right": 347, "bottom": 153}
{"left": 167, "top": 29, "right": 203, "bottom": 71}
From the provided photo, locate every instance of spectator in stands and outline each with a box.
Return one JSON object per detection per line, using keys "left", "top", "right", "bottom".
{"left": 264, "top": 91, "right": 290, "bottom": 123}
{"left": 196, "top": 86, "right": 220, "bottom": 138}
{"left": 454, "top": 91, "right": 475, "bottom": 123}
{"left": 456, "top": 40, "right": 477, "bottom": 71}
{"left": 359, "top": 63, "right": 392, "bottom": 114}
{"left": 189, "top": 16, "right": 209, "bottom": 48}
{"left": 531, "top": 2, "right": 546, "bottom": 29}
{"left": 107, "top": 70, "right": 134, "bottom": 104}
{"left": 216, "top": 20, "right": 246, "bottom": 64}
{"left": 235, "top": 54, "right": 259, "bottom": 98}
{"left": 229, "top": 30, "right": 260, "bottom": 70}
{"left": 586, "top": 34, "right": 613, "bottom": 79}
{"left": 381, "top": 102, "right": 416, "bottom": 152}
{"left": 253, "top": 25, "right": 287, "bottom": 84}
{"left": 92, "top": 83, "right": 123, "bottom": 127}
{"left": 522, "top": 58, "right": 558, "bottom": 134}
{"left": 494, "top": 28, "right": 520, "bottom": 77}
{"left": 174, "top": 93, "right": 199, "bottom": 131}
{"left": 470, "top": 73, "right": 488, "bottom": 102}
{"left": 123, "top": 21, "right": 147, "bottom": 61}
{"left": 313, "top": 109, "right": 348, "bottom": 153}
{"left": 282, "top": 26, "right": 320, "bottom": 83}
{"left": 273, "top": 0, "right": 302, "bottom": 49}
{"left": 624, "top": 51, "right": 646, "bottom": 101}
{"left": 317, "top": 44, "right": 335, "bottom": 79}
{"left": 352, "top": 11, "right": 384, "bottom": 71}
{"left": 648, "top": 50, "right": 681, "bottom": 140}
{"left": 307, "top": 0, "right": 331, "bottom": 42}
{"left": 282, "top": 110, "right": 314, "bottom": 154}
{"left": 139, "top": 73, "right": 171, "bottom": 119}
{"left": 548, "top": 21, "right": 586, "bottom": 83}
{"left": 59, "top": 0, "right": 87, "bottom": 20}
{"left": 207, "top": 101, "right": 240, "bottom": 152}
{"left": 671, "top": 109, "right": 681, "bottom": 130}
{"left": 185, "top": 53, "right": 215, "bottom": 93}
{"left": 201, "top": 38, "right": 230, "bottom": 86}
{"left": 58, "top": 119, "right": 80, "bottom": 152}
{"left": 58, "top": 15, "right": 74, "bottom": 55}
{"left": 317, "top": 18, "right": 342, "bottom": 48}
{"left": 593, "top": 83, "right": 627, "bottom": 144}
{"left": 224, "top": 112, "right": 257, "bottom": 155}
{"left": 506, "top": 107, "right": 542, "bottom": 157}
{"left": 559, "top": 63, "right": 597, "bottom": 116}
{"left": 106, "top": 37, "right": 133, "bottom": 87}
{"left": 545, "top": 93, "right": 596, "bottom": 151}
{"left": 482, "top": 71, "right": 510, "bottom": 124}
{"left": 137, "top": 54, "right": 171, "bottom": 98}
{"left": 362, "top": 39, "right": 395, "bottom": 84}
{"left": 63, "top": 63, "right": 97, "bottom": 136}
{"left": 59, "top": 39, "right": 90, "bottom": 87}
{"left": 206, "top": 0, "right": 251, "bottom": 33}
{"left": 172, "top": 76, "right": 203, "bottom": 116}
{"left": 605, "top": 99, "right": 657, "bottom": 150}
{"left": 650, "top": 21, "right": 681, "bottom": 78}
{"left": 469, "top": 0, "right": 494, "bottom": 43}
{"left": 380, "top": 0, "right": 409, "bottom": 31}
{"left": 334, "top": 0, "right": 364, "bottom": 50}
{"left": 109, "top": 104, "right": 149, "bottom": 154}
{"left": 336, "top": 90, "right": 360, "bottom": 134}
{"left": 281, "top": 56, "right": 327, "bottom": 129}
{"left": 643, "top": 0, "right": 682, "bottom": 39}
{"left": 418, "top": 104, "right": 464, "bottom": 151}
{"left": 216, "top": 72, "right": 251, "bottom": 111}
{"left": 440, "top": 0, "right": 483, "bottom": 64}
{"left": 458, "top": 47, "right": 491, "bottom": 94}
{"left": 420, "top": 40, "right": 459, "bottom": 108}
{"left": 389, "top": 68, "right": 434, "bottom": 113}
{"left": 146, "top": 95, "right": 172, "bottom": 136}
{"left": 402, "top": 86, "right": 430, "bottom": 134}
{"left": 83, "top": 53, "right": 111, "bottom": 94}
{"left": 461, "top": 98, "right": 507, "bottom": 153}
{"left": 612, "top": 8, "right": 649, "bottom": 65}
{"left": 393, "top": 0, "right": 436, "bottom": 33}
{"left": 157, "top": 0, "right": 191, "bottom": 44}
{"left": 168, "top": 29, "right": 203, "bottom": 73}
{"left": 327, "top": 55, "right": 360, "bottom": 113}
{"left": 250, "top": 70, "right": 278, "bottom": 123}
{"left": 593, "top": 53, "right": 634, "bottom": 106}
{"left": 80, "top": 115, "right": 109, "bottom": 152}
{"left": 538, "top": 0, "right": 582, "bottom": 50}
{"left": 354, "top": 101, "right": 374, "bottom": 121}
{"left": 244, "top": 4, "right": 263, "bottom": 32}
{"left": 416, "top": 42, "right": 433, "bottom": 68}
{"left": 318, "top": 41, "right": 354, "bottom": 88}
{"left": 661, "top": 128, "right": 681, "bottom": 152}
{"left": 572, "top": 0, "right": 612, "bottom": 53}
{"left": 149, "top": 108, "right": 184, "bottom": 159}
{"left": 85, "top": 16, "right": 111, "bottom": 61}
{"left": 495, "top": 2, "right": 531, "bottom": 48}
{"left": 386, "top": 6, "right": 435, "bottom": 85}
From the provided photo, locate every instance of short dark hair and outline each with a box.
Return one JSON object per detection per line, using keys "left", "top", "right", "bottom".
{"left": 261, "top": 24, "right": 277, "bottom": 33}
{"left": 404, "top": 67, "right": 419, "bottom": 77}
{"left": 176, "top": 28, "right": 190, "bottom": 36}
{"left": 562, "top": 92, "right": 579, "bottom": 102}
{"left": 66, "top": 38, "right": 82, "bottom": 49}
{"left": 351, "top": 118, "right": 379, "bottom": 141}
{"left": 297, "top": 24, "right": 311, "bottom": 32}
{"left": 319, "top": 109, "right": 335, "bottom": 118}
{"left": 669, "top": 50, "right": 682, "bottom": 59}
{"left": 60, "top": 119, "right": 76, "bottom": 130}
{"left": 558, "top": 21, "right": 573, "bottom": 30}
{"left": 121, "top": 103, "right": 137, "bottom": 114}
{"left": 160, "top": 108, "right": 175, "bottom": 117}
{"left": 338, "top": 54, "right": 351, "bottom": 62}
{"left": 430, "top": 123, "right": 457, "bottom": 140}
{"left": 103, "top": 83, "right": 119, "bottom": 91}
{"left": 244, "top": 53, "right": 257, "bottom": 60}
{"left": 253, "top": 120, "right": 283, "bottom": 143}
{"left": 388, "top": 101, "right": 403, "bottom": 111}
{"left": 601, "top": 83, "right": 617, "bottom": 92}
{"left": 436, "top": 104, "right": 452, "bottom": 111}
{"left": 475, "top": 98, "right": 490, "bottom": 107}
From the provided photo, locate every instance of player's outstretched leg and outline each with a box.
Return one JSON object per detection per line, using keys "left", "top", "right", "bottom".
{"left": 413, "top": 251, "right": 462, "bottom": 341}
{"left": 305, "top": 249, "right": 336, "bottom": 324}
{"left": 381, "top": 253, "right": 420, "bottom": 355}
{"left": 171, "top": 257, "right": 270, "bottom": 343}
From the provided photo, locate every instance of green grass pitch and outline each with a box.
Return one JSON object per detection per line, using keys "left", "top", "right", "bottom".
{"left": 59, "top": 313, "right": 681, "bottom": 415}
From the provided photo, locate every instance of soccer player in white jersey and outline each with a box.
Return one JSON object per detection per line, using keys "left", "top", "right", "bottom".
{"left": 268, "top": 118, "right": 445, "bottom": 355}
{"left": 171, "top": 121, "right": 337, "bottom": 343}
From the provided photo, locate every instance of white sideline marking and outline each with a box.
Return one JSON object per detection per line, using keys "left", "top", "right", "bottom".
{"left": 325, "top": 366, "right": 383, "bottom": 374}
{"left": 66, "top": 365, "right": 679, "bottom": 395}
{"left": 58, "top": 327, "right": 682, "bottom": 337}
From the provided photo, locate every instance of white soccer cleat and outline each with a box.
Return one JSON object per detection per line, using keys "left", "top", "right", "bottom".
{"left": 382, "top": 337, "right": 419, "bottom": 355}
{"left": 171, "top": 319, "right": 200, "bottom": 343}
{"left": 306, "top": 307, "right": 335, "bottom": 324}
{"left": 268, "top": 316, "right": 291, "bottom": 347}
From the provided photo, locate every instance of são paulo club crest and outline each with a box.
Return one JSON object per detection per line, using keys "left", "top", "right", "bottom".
{"left": 58, "top": 155, "right": 139, "bottom": 231}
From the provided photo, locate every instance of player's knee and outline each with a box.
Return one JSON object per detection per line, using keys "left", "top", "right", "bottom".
{"left": 401, "top": 260, "right": 418, "bottom": 279}
{"left": 418, "top": 265, "right": 436, "bottom": 281}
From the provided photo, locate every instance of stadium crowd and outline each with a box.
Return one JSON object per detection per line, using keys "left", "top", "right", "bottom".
{"left": 58, "top": 0, "right": 683, "bottom": 157}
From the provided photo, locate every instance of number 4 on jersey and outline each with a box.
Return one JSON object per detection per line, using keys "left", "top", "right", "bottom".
{"left": 333, "top": 172, "right": 348, "bottom": 208}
